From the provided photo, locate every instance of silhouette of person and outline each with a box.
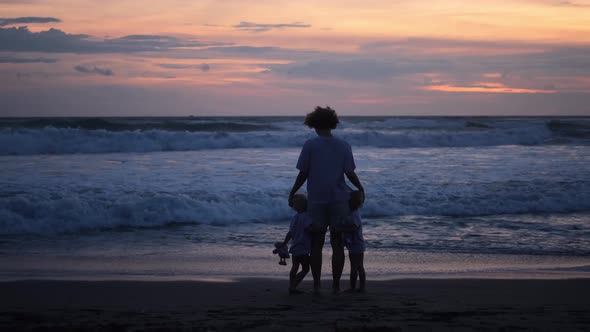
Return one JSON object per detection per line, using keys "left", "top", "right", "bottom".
{"left": 288, "top": 106, "right": 364, "bottom": 294}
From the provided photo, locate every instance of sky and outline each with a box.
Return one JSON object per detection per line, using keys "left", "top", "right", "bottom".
{"left": 1, "top": 0, "right": 590, "bottom": 116}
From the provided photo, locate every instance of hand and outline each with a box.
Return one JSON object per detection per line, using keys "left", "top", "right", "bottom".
{"left": 288, "top": 192, "right": 294, "bottom": 207}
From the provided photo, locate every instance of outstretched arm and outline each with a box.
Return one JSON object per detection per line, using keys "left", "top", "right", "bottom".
{"left": 282, "top": 232, "right": 292, "bottom": 245}
{"left": 288, "top": 171, "right": 308, "bottom": 206}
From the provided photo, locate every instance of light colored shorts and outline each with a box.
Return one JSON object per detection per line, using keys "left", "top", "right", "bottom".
{"left": 307, "top": 201, "right": 350, "bottom": 232}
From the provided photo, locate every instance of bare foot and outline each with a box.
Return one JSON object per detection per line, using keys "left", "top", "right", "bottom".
{"left": 289, "top": 289, "right": 304, "bottom": 295}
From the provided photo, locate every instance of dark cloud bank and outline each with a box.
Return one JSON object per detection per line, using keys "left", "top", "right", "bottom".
{"left": 0, "top": 16, "right": 60, "bottom": 27}
{"left": 267, "top": 58, "right": 452, "bottom": 81}
{"left": 0, "top": 26, "right": 225, "bottom": 53}
{"left": 158, "top": 63, "right": 210, "bottom": 71}
{"left": 0, "top": 55, "right": 57, "bottom": 63}
{"left": 74, "top": 65, "right": 113, "bottom": 76}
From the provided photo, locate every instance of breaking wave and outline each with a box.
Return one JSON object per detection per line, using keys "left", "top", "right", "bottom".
{"left": 0, "top": 116, "right": 588, "bottom": 155}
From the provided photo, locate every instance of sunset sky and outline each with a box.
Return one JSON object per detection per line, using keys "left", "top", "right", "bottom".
{"left": 1, "top": 0, "right": 589, "bottom": 116}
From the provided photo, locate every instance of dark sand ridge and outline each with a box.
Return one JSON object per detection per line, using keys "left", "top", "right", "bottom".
{"left": 1, "top": 278, "right": 589, "bottom": 331}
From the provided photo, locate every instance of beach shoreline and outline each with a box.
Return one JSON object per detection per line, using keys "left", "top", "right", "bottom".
{"left": 2, "top": 241, "right": 589, "bottom": 282}
{"left": 2, "top": 278, "right": 589, "bottom": 331}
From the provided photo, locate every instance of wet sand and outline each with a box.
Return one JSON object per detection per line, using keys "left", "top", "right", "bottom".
{"left": 1, "top": 278, "right": 589, "bottom": 331}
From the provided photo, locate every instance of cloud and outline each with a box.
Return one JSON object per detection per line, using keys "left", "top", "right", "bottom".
{"left": 140, "top": 71, "right": 176, "bottom": 79}
{"left": 268, "top": 58, "right": 451, "bottom": 81}
{"left": 0, "top": 55, "right": 58, "bottom": 63}
{"left": 0, "top": 17, "right": 60, "bottom": 27}
{"left": 0, "top": 26, "right": 223, "bottom": 53}
{"left": 16, "top": 72, "right": 32, "bottom": 79}
{"left": 554, "top": 1, "right": 590, "bottom": 7}
{"left": 199, "top": 63, "right": 210, "bottom": 72}
{"left": 422, "top": 82, "right": 556, "bottom": 94}
{"left": 74, "top": 65, "right": 113, "bottom": 76}
{"left": 198, "top": 45, "right": 324, "bottom": 62}
{"left": 157, "top": 63, "right": 210, "bottom": 71}
{"left": 360, "top": 37, "right": 549, "bottom": 53}
{"left": 233, "top": 21, "right": 311, "bottom": 33}
{"left": 0, "top": 0, "right": 41, "bottom": 3}
{"left": 205, "top": 46, "right": 279, "bottom": 54}
{"left": 113, "top": 34, "right": 182, "bottom": 46}
{"left": 477, "top": 46, "right": 590, "bottom": 75}
{"left": 356, "top": 37, "right": 590, "bottom": 89}
{"left": 422, "top": 77, "right": 449, "bottom": 86}
{"left": 10, "top": 71, "right": 59, "bottom": 80}
{"left": 158, "top": 63, "right": 193, "bottom": 69}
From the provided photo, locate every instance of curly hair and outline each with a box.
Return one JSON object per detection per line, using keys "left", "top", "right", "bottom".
{"left": 304, "top": 106, "right": 339, "bottom": 130}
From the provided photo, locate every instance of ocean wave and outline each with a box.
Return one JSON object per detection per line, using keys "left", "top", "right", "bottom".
{"left": 1, "top": 180, "right": 589, "bottom": 235}
{"left": 0, "top": 127, "right": 301, "bottom": 155}
{"left": 0, "top": 191, "right": 289, "bottom": 235}
{"left": 546, "top": 119, "right": 590, "bottom": 138}
{"left": 0, "top": 117, "right": 278, "bottom": 132}
{"left": 0, "top": 117, "right": 588, "bottom": 155}
{"left": 0, "top": 122, "right": 584, "bottom": 155}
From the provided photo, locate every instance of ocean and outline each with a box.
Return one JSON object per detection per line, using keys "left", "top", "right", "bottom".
{"left": 1, "top": 116, "right": 589, "bottom": 280}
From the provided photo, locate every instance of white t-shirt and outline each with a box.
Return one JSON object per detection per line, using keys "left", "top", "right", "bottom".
{"left": 289, "top": 212, "right": 313, "bottom": 256}
{"left": 296, "top": 136, "right": 356, "bottom": 203}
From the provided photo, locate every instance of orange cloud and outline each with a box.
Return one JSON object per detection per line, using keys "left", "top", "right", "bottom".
{"left": 423, "top": 82, "right": 557, "bottom": 94}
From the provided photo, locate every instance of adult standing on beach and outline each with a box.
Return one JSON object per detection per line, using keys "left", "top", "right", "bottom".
{"left": 288, "top": 106, "right": 365, "bottom": 293}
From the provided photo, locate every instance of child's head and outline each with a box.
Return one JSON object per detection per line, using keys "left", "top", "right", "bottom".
{"left": 304, "top": 106, "right": 339, "bottom": 130}
{"left": 291, "top": 193, "right": 307, "bottom": 213}
{"left": 349, "top": 190, "right": 364, "bottom": 211}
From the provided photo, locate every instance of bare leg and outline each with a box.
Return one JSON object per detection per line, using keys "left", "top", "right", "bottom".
{"left": 289, "top": 259, "right": 301, "bottom": 292}
{"left": 293, "top": 256, "right": 310, "bottom": 289}
{"left": 310, "top": 231, "right": 326, "bottom": 291}
{"left": 330, "top": 231, "right": 345, "bottom": 293}
{"left": 357, "top": 252, "right": 366, "bottom": 292}
{"left": 326, "top": 201, "right": 350, "bottom": 294}
{"left": 349, "top": 253, "right": 361, "bottom": 290}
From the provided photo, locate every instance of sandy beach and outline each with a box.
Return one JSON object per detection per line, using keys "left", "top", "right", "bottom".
{"left": 1, "top": 278, "right": 589, "bottom": 331}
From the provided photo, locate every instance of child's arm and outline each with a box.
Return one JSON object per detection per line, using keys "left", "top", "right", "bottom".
{"left": 282, "top": 231, "right": 292, "bottom": 245}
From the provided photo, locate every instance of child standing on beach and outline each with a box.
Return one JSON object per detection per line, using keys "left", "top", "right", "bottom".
{"left": 281, "top": 193, "right": 313, "bottom": 294}
{"left": 340, "top": 190, "right": 366, "bottom": 292}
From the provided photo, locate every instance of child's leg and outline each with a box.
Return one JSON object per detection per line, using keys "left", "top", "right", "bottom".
{"left": 357, "top": 252, "right": 366, "bottom": 291}
{"left": 289, "top": 258, "right": 301, "bottom": 291}
{"left": 293, "top": 255, "right": 310, "bottom": 288}
{"left": 349, "top": 252, "right": 360, "bottom": 290}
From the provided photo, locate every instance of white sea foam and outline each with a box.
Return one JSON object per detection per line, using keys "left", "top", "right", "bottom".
{"left": 1, "top": 178, "right": 589, "bottom": 235}
{"left": 1, "top": 145, "right": 590, "bottom": 235}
